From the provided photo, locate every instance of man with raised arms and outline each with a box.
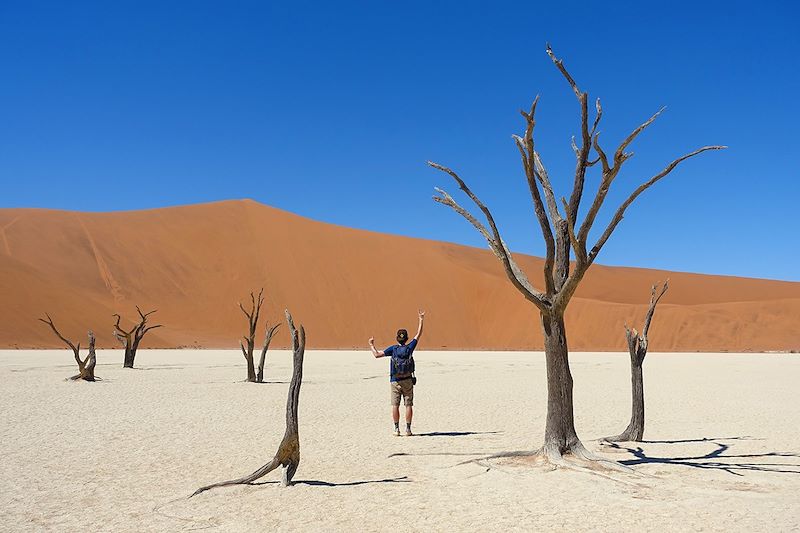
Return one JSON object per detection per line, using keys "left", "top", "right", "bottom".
{"left": 369, "top": 310, "right": 425, "bottom": 436}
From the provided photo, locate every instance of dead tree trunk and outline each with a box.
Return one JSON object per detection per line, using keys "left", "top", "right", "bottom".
{"left": 606, "top": 281, "right": 669, "bottom": 442}
{"left": 192, "top": 309, "right": 306, "bottom": 496}
{"left": 113, "top": 307, "right": 162, "bottom": 368}
{"left": 39, "top": 314, "right": 98, "bottom": 381}
{"left": 256, "top": 322, "right": 281, "bottom": 383}
{"left": 430, "top": 43, "right": 724, "bottom": 470}
{"left": 238, "top": 289, "right": 264, "bottom": 382}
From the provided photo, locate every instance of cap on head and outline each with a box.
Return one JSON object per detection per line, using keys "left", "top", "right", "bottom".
{"left": 396, "top": 329, "right": 409, "bottom": 345}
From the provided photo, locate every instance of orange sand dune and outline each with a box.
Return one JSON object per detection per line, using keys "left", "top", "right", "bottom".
{"left": 0, "top": 199, "right": 797, "bottom": 351}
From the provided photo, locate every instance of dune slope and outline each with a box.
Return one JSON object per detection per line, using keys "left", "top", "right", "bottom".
{"left": 0, "top": 199, "right": 797, "bottom": 351}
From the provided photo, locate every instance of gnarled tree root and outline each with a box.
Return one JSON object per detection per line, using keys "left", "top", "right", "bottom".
{"left": 602, "top": 429, "right": 639, "bottom": 443}
{"left": 457, "top": 440, "right": 641, "bottom": 484}
{"left": 191, "top": 310, "right": 305, "bottom": 497}
{"left": 191, "top": 440, "right": 299, "bottom": 496}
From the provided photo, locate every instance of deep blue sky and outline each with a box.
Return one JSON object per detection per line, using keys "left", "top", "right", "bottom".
{"left": 1, "top": 1, "right": 798, "bottom": 281}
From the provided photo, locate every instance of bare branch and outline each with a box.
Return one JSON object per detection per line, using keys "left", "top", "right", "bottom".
{"left": 560, "top": 197, "right": 585, "bottom": 264}
{"left": 39, "top": 314, "right": 79, "bottom": 362}
{"left": 532, "top": 152, "right": 562, "bottom": 225}
{"left": 433, "top": 187, "right": 494, "bottom": 245}
{"left": 546, "top": 43, "right": 580, "bottom": 98}
{"left": 589, "top": 146, "right": 727, "bottom": 263}
{"left": 136, "top": 306, "right": 158, "bottom": 321}
{"left": 592, "top": 133, "right": 611, "bottom": 174}
{"left": 546, "top": 43, "right": 593, "bottom": 226}
{"left": 615, "top": 107, "right": 666, "bottom": 164}
{"left": 642, "top": 279, "right": 669, "bottom": 337}
{"left": 430, "top": 162, "right": 549, "bottom": 310}
{"left": 590, "top": 98, "right": 603, "bottom": 137}
{"left": 513, "top": 96, "right": 557, "bottom": 294}
{"left": 113, "top": 313, "right": 134, "bottom": 336}
{"left": 432, "top": 186, "right": 545, "bottom": 308}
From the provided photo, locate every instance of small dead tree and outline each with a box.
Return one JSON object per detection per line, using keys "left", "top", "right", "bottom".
{"left": 238, "top": 289, "right": 280, "bottom": 383}
{"left": 113, "top": 307, "right": 162, "bottom": 368}
{"left": 605, "top": 280, "right": 669, "bottom": 442}
{"left": 192, "top": 309, "right": 306, "bottom": 496}
{"left": 39, "top": 314, "right": 97, "bottom": 381}
{"left": 430, "top": 43, "right": 724, "bottom": 470}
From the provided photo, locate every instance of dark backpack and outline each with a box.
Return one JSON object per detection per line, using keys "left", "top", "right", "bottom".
{"left": 392, "top": 343, "right": 415, "bottom": 377}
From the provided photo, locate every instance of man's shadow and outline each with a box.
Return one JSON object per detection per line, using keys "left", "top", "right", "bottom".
{"left": 413, "top": 431, "right": 501, "bottom": 437}
{"left": 601, "top": 436, "right": 800, "bottom": 476}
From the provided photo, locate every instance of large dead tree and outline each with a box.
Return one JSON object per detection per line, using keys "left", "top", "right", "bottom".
{"left": 39, "top": 314, "right": 97, "bottom": 381}
{"left": 605, "top": 281, "right": 669, "bottom": 442}
{"left": 431, "top": 44, "right": 724, "bottom": 469}
{"left": 238, "top": 289, "right": 280, "bottom": 383}
{"left": 192, "top": 309, "right": 306, "bottom": 496}
{"left": 113, "top": 307, "right": 162, "bottom": 368}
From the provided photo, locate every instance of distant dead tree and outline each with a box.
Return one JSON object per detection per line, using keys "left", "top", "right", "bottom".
{"left": 238, "top": 289, "right": 281, "bottom": 383}
{"left": 605, "top": 281, "right": 669, "bottom": 442}
{"left": 39, "top": 314, "right": 97, "bottom": 381}
{"left": 431, "top": 43, "right": 724, "bottom": 470}
{"left": 113, "top": 307, "right": 162, "bottom": 368}
{"left": 192, "top": 309, "right": 306, "bottom": 496}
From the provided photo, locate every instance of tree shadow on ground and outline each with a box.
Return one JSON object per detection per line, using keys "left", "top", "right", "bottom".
{"left": 601, "top": 437, "right": 800, "bottom": 476}
{"left": 413, "top": 431, "right": 501, "bottom": 437}
{"left": 252, "top": 476, "right": 410, "bottom": 487}
{"left": 230, "top": 380, "right": 289, "bottom": 384}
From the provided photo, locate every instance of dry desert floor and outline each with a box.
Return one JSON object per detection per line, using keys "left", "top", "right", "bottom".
{"left": 1, "top": 350, "right": 799, "bottom": 532}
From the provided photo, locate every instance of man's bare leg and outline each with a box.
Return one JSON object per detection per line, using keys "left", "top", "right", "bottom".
{"left": 392, "top": 405, "right": 400, "bottom": 435}
{"left": 405, "top": 405, "right": 413, "bottom": 436}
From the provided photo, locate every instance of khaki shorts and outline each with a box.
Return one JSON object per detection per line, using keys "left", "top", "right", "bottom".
{"left": 390, "top": 377, "right": 414, "bottom": 406}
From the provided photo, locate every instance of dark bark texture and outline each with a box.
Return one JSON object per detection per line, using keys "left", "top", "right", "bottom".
{"left": 39, "top": 314, "right": 97, "bottom": 381}
{"left": 431, "top": 44, "right": 722, "bottom": 463}
{"left": 605, "top": 281, "right": 669, "bottom": 442}
{"left": 192, "top": 309, "right": 306, "bottom": 496}
{"left": 113, "top": 307, "right": 162, "bottom": 368}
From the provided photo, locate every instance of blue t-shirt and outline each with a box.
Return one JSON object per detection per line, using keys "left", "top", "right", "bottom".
{"left": 385, "top": 338, "right": 418, "bottom": 382}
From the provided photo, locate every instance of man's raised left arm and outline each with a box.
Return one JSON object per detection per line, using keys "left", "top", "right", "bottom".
{"left": 414, "top": 310, "right": 425, "bottom": 341}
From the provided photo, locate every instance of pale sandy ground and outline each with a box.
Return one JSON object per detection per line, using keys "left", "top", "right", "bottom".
{"left": 1, "top": 350, "right": 799, "bottom": 532}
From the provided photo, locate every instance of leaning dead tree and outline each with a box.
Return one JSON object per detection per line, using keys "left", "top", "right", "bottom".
{"left": 113, "top": 307, "right": 162, "bottom": 368}
{"left": 238, "top": 289, "right": 281, "bottom": 383}
{"left": 192, "top": 309, "right": 306, "bottom": 496}
{"left": 39, "top": 314, "right": 97, "bottom": 381}
{"left": 605, "top": 281, "right": 669, "bottom": 442}
{"left": 431, "top": 43, "right": 724, "bottom": 469}
{"left": 257, "top": 322, "right": 282, "bottom": 383}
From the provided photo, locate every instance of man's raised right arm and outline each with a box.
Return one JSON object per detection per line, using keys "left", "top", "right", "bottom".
{"left": 368, "top": 337, "right": 386, "bottom": 358}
